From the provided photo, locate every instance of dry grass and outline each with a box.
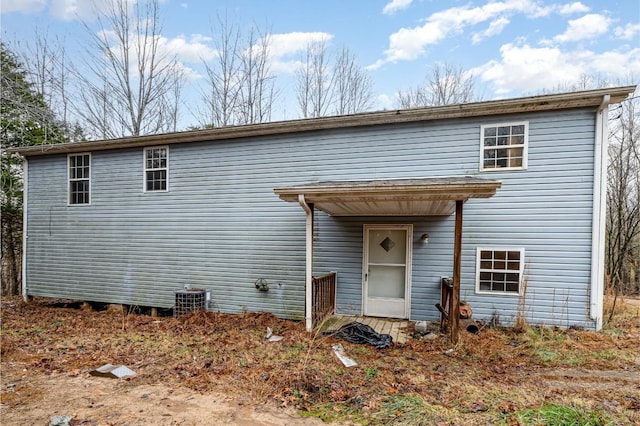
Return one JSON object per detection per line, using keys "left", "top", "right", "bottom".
{"left": 1, "top": 296, "right": 639, "bottom": 425}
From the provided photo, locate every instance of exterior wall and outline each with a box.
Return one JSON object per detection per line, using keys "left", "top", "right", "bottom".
{"left": 25, "top": 107, "right": 597, "bottom": 327}
{"left": 311, "top": 108, "right": 597, "bottom": 328}
{"left": 464, "top": 110, "right": 597, "bottom": 328}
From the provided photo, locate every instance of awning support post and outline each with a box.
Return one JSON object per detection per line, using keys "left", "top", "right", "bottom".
{"left": 450, "top": 199, "right": 463, "bottom": 343}
{"left": 298, "top": 194, "right": 314, "bottom": 331}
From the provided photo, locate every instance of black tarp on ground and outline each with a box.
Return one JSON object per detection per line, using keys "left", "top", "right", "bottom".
{"left": 326, "top": 321, "right": 393, "bottom": 349}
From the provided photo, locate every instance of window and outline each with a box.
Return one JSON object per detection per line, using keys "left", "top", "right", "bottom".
{"left": 480, "top": 122, "right": 528, "bottom": 170}
{"left": 68, "top": 153, "right": 90, "bottom": 205}
{"left": 476, "top": 248, "right": 524, "bottom": 294}
{"left": 144, "top": 146, "right": 168, "bottom": 192}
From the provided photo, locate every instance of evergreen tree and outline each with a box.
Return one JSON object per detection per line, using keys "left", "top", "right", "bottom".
{"left": 1, "top": 42, "right": 69, "bottom": 295}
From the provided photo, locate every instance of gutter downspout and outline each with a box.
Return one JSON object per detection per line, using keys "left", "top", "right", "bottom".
{"left": 590, "top": 94, "right": 610, "bottom": 329}
{"left": 22, "top": 158, "right": 29, "bottom": 302}
{"left": 298, "top": 194, "right": 314, "bottom": 331}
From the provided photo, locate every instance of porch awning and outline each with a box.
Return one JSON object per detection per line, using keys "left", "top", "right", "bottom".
{"left": 274, "top": 176, "right": 501, "bottom": 216}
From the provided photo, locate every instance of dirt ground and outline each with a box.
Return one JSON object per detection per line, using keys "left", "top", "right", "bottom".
{"left": 2, "top": 363, "right": 638, "bottom": 426}
{"left": 1, "top": 296, "right": 639, "bottom": 425}
{"left": 1, "top": 369, "right": 325, "bottom": 425}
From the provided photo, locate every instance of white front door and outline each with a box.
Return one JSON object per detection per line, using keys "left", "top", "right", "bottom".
{"left": 363, "top": 224, "right": 412, "bottom": 318}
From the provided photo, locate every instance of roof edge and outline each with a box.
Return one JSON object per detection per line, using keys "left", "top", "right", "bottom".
{"left": 274, "top": 176, "right": 503, "bottom": 202}
{"left": 11, "top": 85, "right": 636, "bottom": 157}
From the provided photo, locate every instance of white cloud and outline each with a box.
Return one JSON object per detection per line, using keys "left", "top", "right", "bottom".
{"left": 371, "top": 0, "right": 553, "bottom": 68}
{"left": 0, "top": 0, "right": 46, "bottom": 13}
{"left": 262, "top": 32, "right": 334, "bottom": 74}
{"left": 472, "top": 16, "right": 510, "bottom": 44}
{"left": 268, "top": 32, "right": 333, "bottom": 58}
{"left": 382, "top": 0, "right": 413, "bottom": 15}
{"left": 161, "top": 34, "right": 217, "bottom": 63}
{"left": 558, "top": 2, "right": 590, "bottom": 15}
{"left": 471, "top": 42, "right": 640, "bottom": 95}
{"left": 590, "top": 48, "right": 640, "bottom": 77}
{"left": 0, "top": 0, "right": 161, "bottom": 21}
{"left": 615, "top": 22, "right": 640, "bottom": 40}
{"left": 376, "top": 93, "right": 394, "bottom": 110}
{"left": 473, "top": 43, "right": 582, "bottom": 94}
{"left": 381, "top": 22, "right": 447, "bottom": 62}
{"left": 95, "top": 29, "right": 216, "bottom": 81}
{"left": 553, "top": 13, "right": 612, "bottom": 43}
{"left": 49, "top": 0, "right": 106, "bottom": 21}
{"left": 49, "top": 0, "right": 80, "bottom": 20}
{"left": 97, "top": 29, "right": 216, "bottom": 64}
{"left": 172, "top": 62, "right": 201, "bottom": 81}
{"left": 49, "top": 0, "right": 151, "bottom": 21}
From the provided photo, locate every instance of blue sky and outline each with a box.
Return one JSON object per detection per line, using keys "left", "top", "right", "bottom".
{"left": 1, "top": 0, "right": 639, "bottom": 127}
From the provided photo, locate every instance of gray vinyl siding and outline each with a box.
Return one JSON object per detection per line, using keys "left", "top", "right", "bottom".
{"left": 461, "top": 111, "right": 596, "bottom": 327}
{"left": 313, "top": 215, "right": 455, "bottom": 319}
{"left": 25, "top": 108, "right": 598, "bottom": 328}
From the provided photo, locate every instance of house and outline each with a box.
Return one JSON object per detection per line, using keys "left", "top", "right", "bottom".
{"left": 13, "top": 86, "right": 635, "bottom": 336}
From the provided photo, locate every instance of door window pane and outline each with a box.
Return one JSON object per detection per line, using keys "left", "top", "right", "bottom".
{"left": 368, "top": 265, "right": 405, "bottom": 298}
{"left": 369, "top": 230, "right": 406, "bottom": 264}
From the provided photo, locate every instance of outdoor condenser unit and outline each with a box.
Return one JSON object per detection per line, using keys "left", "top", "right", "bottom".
{"left": 174, "top": 289, "right": 206, "bottom": 317}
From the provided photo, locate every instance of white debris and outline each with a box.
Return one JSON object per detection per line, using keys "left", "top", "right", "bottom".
{"left": 332, "top": 344, "right": 358, "bottom": 367}
{"left": 89, "top": 363, "right": 136, "bottom": 379}
{"left": 266, "top": 327, "right": 283, "bottom": 342}
{"left": 49, "top": 415, "right": 73, "bottom": 426}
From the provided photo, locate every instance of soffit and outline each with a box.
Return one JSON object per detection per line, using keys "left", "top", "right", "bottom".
{"left": 274, "top": 177, "right": 502, "bottom": 216}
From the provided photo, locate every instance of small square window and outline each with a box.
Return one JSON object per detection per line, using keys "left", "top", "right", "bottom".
{"left": 476, "top": 248, "right": 525, "bottom": 294}
{"left": 144, "top": 147, "right": 168, "bottom": 192}
{"left": 480, "top": 122, "right": 528, "bottom": 171}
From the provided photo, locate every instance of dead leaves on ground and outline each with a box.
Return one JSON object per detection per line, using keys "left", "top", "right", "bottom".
{"left": 1, "top": 296, "right": 639, "bottom": 424}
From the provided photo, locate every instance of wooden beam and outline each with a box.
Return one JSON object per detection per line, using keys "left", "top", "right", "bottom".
{"left": 450, "top": 200, "right": 463, "bottom": 343}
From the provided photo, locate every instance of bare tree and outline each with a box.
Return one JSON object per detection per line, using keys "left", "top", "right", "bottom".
{"left": 607, "top": 89, "right": 640, "bottom": 296}
{"left": 295, "top": 43, "right": 314, "bottom": 119}
{"left": 198, "top": 14, "right": 243, "bottom": 128}
{"left": 397, "top": 62, "right": 478, "bottom": 108}
{"left": 17, "top": 30, "right": 84, "bottom": 141}
{"left": 159, "top": 62, "right": 184, "bottom": 134}
{"left": 199, "top": 18, "right": 276, "bottom": 127}
{"left": 76, "top": 0, "right": 183, "bottom": 138}
{"left": 540, "top": 73, "right": 611, "bottom": 95}
{"left": 295, "top": 39, "right": 332, "bottom": 118}
{"left": 21, "top": 30, "right": 58, "bottom": 113}
{"left": 236, "top": 27, "right": 276, "bottom": 125}
{"left": 295, "top": 43, "right": 374, "bottom": 118}
{"left": 332, "top": 46, "right": 375, "bottom": 115}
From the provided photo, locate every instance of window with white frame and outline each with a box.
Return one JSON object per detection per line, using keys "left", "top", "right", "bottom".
{"left": 68, "top": 153, "right": 91, "bottom": 205}
{"left": 144, "top": 146, "right": 168, "bottom": 192}
{"left": 480, "top": 122, "right": 528, "bottom": 170}
{"left": 476, "top": 248, "right": 524, "bottom": 294}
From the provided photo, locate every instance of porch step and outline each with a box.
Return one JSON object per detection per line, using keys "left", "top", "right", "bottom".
{"left": 321, "top": 315, "right": 411, "bottom": 345}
